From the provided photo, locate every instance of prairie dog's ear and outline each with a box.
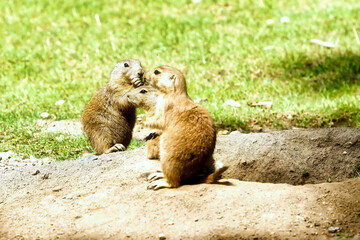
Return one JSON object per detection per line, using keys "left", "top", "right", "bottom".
{"left": 168, "top": 74, "right": 177, "bottom": 92}
{"left": 169, "top": 74, "right": 176, "bottom": 82}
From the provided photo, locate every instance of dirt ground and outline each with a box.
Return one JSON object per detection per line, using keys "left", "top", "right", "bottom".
{"left": 0, "top": 127, "right": 359, "bottom": 240}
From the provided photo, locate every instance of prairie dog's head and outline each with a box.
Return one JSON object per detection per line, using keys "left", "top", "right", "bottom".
{"left": 110, "top": 59, "right": 144, "bottom": 86}
{"left": 126, "top": 86, "right": 160, "bottom": 111}
{"left": 144, "top": 66, "right": 187, "bottom": 95}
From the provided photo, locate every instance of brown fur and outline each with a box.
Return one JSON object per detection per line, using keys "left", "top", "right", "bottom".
{"left": 82, "top": 59, "right": 144, "bottom": 155}
{"left": 127, "top": 76, "right": 227, "bottom": 188}
{"left": 142, "top": 66, "right": 188, "bottom": 159}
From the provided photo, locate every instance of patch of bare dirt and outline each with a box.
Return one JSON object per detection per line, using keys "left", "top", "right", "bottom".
{"left": 0, "top": 128, "right": 359, "bottom": 240}
{"left": 37, "top": 120, "right": 83, "bottom": 135}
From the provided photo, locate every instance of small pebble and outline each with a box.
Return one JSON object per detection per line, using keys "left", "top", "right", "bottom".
{"left": 158, "top": 233, "right": 166, "bottom": 240}
{"left": 52, "top": 187, "right": 62, "bottom": 192}
{"left": 42, "top": 173, "right": 50, "bottom": 180}
{"left": 82, "top": 155, "right": 99, "bottom": 162}
{"left": 328, "top": 226, "right": 339, "bottom": 233}
{"left": 32, "top": 170, "right": 40, "bottom": 175}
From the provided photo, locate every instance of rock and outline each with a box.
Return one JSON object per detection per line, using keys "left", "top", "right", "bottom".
{"left": 63, "top": 194, "right": 73, "bottom": 199}
{"left": 52, "top": 187, "right": 62, "bottom": 192}
{"left": 42, "top": 173, "right": 50, "bottom": 180}
{"left": 32, "top": 170, "right": 40, "bottom": 176}
{"left": 158, "top": 233, "right": 166, "bottom": 240}
{"left": 0, "top": 151, "right": 14, "bottom": 161}
{"left": 82, "top": 156, "right": 99, "bottom": 162}
{"left": 328, "top": 226, "right": 339, "bottom": 233}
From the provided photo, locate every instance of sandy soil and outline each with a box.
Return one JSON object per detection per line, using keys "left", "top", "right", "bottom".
{"left": 0, "top": 127, "right": 359, "bottom": 240}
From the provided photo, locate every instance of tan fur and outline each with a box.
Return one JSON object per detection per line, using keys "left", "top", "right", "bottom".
{"left": 82, "top": 59, "right": 144, "bottom": 155}
{"left": 127, "top": 73, "right": 227, "bottom": 188}
{"left": 146, "top": 136, "right": 160, "bottom": 159}
{"left": 142, "top": 66, "right": 188, "bottom": 159}
{"left": 145, "top": 65, "right": 188, "bottom": 96}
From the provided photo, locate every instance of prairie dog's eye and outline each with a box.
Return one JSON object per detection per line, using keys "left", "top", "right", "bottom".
{"left": 154, "top": 70, "right": 161, "bottom": 75}
{"left": 124, "top": 63, "right": 129, "bottom": 67}
{"left": 140, "top": 89, "right": 147, "bottom": 94}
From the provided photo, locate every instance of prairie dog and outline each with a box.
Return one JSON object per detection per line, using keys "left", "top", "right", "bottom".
{"left": 142, "top": 66, "right": 188, "bottom": 159}
{"left": 82, "top": 59, "right": 144, "bottom": 155}
{"left": 127, "top": 84, "right": 228, "bottom": 190}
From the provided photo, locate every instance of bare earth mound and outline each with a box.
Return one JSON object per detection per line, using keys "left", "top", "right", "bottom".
{"left": 0, "top": 128, "right": 359, "bottom": 239}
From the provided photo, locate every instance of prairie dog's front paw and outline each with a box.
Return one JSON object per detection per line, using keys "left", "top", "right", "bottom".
{"left": 131, "top": 78, "right": 144, "bottom": 87}
{"left": 144, "top": 129, "right": 161, "bottom": 141}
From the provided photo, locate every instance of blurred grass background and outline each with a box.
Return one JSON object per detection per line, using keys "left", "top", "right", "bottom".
{"left": 1, "top": 0, "right": 359, "bottom": 160}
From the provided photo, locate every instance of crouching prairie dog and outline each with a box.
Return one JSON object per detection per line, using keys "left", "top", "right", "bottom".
{"left": 82, "top": 59, "right": 144, "bottom": 155}
{"left": 142, "top": 66, "right": 189, "bottom": 159}
{"left": 127, "top": 78, "right": 228, "bottom": 190}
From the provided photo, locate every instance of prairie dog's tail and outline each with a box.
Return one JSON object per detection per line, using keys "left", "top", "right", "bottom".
{"left": 204, "top": 161, "right": 229, "bottom": 184}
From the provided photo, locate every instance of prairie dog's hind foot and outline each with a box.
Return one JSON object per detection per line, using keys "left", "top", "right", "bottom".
{"left": 148, "top": 171, "right": 164, "bottom": 182}
{"left": 147, "top": 179, "right": 171, "bottom": 190}
{"left": 105, "top": 143, "right": 126, "bottom": 154}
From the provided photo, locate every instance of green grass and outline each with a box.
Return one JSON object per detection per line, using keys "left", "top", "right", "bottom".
{"left": 1, "top": 0, "right": 359, "bottom": 160}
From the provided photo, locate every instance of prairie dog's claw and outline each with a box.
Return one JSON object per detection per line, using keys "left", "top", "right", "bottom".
{"left": 145, "top": 129, "right": 161, "bottom": 141}
{"left": 147, "top": 179, "right": 171, "bottom": 190}
{"left": 148, "top": 172, "right": 164, "bottom": 182}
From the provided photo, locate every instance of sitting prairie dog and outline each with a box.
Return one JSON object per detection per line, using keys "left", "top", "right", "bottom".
{"left": 81, "top": 59, "right": 144, "bottom": 155}
{"left": 142, "top": 66, "right": 189, "bottom": 159}
{"left": 127, "top": 83, "right": 228, "bottom": 190}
